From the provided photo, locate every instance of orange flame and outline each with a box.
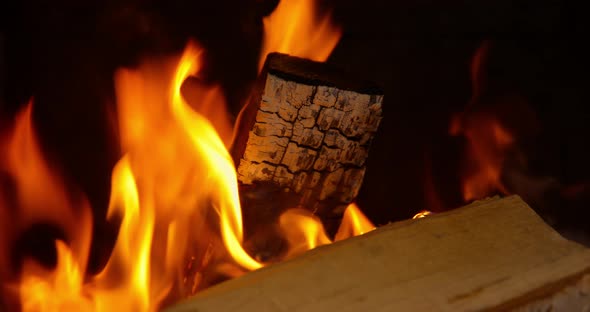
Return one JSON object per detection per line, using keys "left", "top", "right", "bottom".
{"left": 10, "top": 42, "right": 262, "bottom": 312}
{"left": 449, "top": 41, "right": 526, "bottom": 203}
{"left": 412, "top": 210, "right": 432, "bottom": 219}
{"left": 278, "top": 209, "right": 332, "bottom": 259}
{"left": 114, "top": 42, "right": 260, "bottom": 273}
{"left": 93, "top": 157, "right": 155, "bottom": 311}
{"left": 95, "top": 40, "right": 261, "bottom": 308}
{"left": 19, "top": 241, "right": 92, "bottom": 312}
{"left": 0, "top": 103, "right": 91, "bottom": 311}
{"left": 451, "top": 114, "right": 514, "bottom": 201}
{"left": 279, "top": 203, "right": 375, "bottom": 259}
{"left": 259, "top": 0, "right": 342, "bottom": 71}
{"left": 335, "top": 203, "right": 376, "bottom": 241}
{"left": 5, "top": 1, "right": 366, "bottom": 309}
{"left": 0, "top": 103, "right": 93, "bottom": 261}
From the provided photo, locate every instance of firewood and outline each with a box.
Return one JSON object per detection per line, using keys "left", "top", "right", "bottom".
{"left": 231, "top": 53, "right": 383, "bottom": 235}
{"left": 165, "top": 195, "right": 590, "bottom": 312}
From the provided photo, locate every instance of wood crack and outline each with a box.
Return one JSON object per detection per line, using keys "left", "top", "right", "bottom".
{"left": 232, "top": 53, "right": 383, "bottom": 224}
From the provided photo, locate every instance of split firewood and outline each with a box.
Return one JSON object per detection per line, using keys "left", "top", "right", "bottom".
{"left": 165, "top": 195, "right": 590, "bottom": 312}
{"left": 231, "top": 53, "right": 383, "bottom": 236}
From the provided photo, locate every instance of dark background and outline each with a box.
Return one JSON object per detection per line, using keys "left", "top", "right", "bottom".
{"left": 0, "top": 0, "right": 588, "bottom": 272}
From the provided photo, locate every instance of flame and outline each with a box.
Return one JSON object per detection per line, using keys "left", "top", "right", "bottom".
{"left": 95, "top": 40, "right": 261, "bottom": 308}
{"left": 0, "top": 102, "right": 92, "bottom": 310}
{"left": 278, "top": 209, "right": 332, "bottom": 259}
{"left": 259, "top": 0, "right": 342, "bottom": 71}
{"left": 5, "top": 1, "right": 366, "bottom": 309}
{"left": 335, "top": 203, "right": 376, "bottom": 241}
{"left": 19, "top": 241, "right": 91, "bottom": 312}
{"left": 412, "top": 210, "right": 432, "bottom": 219}
{"left": 8, "top": 42, "right": 261, "bottom": 312}
{"left": 450, "top": 41, "right": 525, "bottom": 203}
{"left": 279, "top": 203, "right": 375, "bottom": 259}
{"left": 451, "top": 114, "right": 514, "bottom": 202}
{"left": 0, "top": 103, "right": 92, "bottom": 263}
{"left": 92, "top": 157, "right": 155, "bottom": 311}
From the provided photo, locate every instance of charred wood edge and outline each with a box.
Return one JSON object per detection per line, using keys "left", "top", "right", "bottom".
{"left": 263, "top": 52, "right": 382, "bottom": 96}
{"left": 231, "top": 52, "right": 383, "bottom": 164}
{"left": 230, "top": 53, "right": 383, "bottom": 221}
{"left": 164, "top": 195, "right": 590, "bottom": 311}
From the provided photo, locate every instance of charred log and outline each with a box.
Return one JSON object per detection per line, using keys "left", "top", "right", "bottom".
{"left": 231, "top": 53, "right": 383, "bottom": 237}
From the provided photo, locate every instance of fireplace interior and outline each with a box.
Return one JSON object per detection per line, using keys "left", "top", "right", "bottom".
{"left": 0, "top": 0, "right": 589, "bottom": 310}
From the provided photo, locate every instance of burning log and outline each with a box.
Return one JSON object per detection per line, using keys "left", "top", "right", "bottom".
{"left": 231, "top": 53, "right": 383, "bottom": 236}
{"left": 166, "top": 195, "right": 590, "bottom": 311}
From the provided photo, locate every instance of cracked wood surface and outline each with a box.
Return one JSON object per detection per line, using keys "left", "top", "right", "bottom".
{"left": 166, "top": 196, "right": 590, "bottom": 312}
{"left": 231, "top": 53, "right": 383, "bottom": 228}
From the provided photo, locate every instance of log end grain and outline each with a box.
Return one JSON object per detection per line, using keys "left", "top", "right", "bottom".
{"left": 231, "top": 53, "right": 384, "bottom": 233}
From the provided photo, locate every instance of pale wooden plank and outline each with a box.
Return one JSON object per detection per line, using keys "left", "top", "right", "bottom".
{"left": 165, "top": 196, "right": 590, "bottom": 311}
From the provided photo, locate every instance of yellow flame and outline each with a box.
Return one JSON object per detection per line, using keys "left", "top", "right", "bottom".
{"left": 279, "top": 209, "right": 332, "bottom": 259}
{"left": 7, "top": 0, "right": 353, "bottom": 308}
{"left": 335, "top": 203, "right": 376, "bottom": 241}
{"left": 8, "top": 78, "right": 376, "bottom": 311}
{"left": 259, "top": 0, "right": 342, "bottom": 71}
{"left": 19, "top": 241, "right": 92, "bottom": 312}
{"left": 11, "top": 40, "right": 262, "bottom": 312}
{"left": 102, "top": 40, "right": 261, "bottom": 309}
{"left": 412, "top": 210, "right": 432, "bottom": 219}
{"left": 169, "top": 44, "right": 262, "bottom": 271}
{"left": 279, "top": 203, "right": 375, "bottom": 259}
{"left": 93, "top": 156, "right": 154, "bottom": 311}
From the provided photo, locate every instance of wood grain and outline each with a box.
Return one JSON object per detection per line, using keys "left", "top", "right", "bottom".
{"left": 165, "top": 195, "right": 590, "bottom": 311}
{"left": 231, "top": 53, "right": 383, "bottom": 236}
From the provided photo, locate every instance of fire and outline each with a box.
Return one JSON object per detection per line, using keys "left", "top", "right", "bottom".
{"left": 278, "top": 209, "right": 332, "bottom": 259}
{"left": 0, "top": 0, "right": 380, "bottom": 310}
{"left": 93, "top": 157, "right": 155, "bottom": 311}
{"left": 0, "top": 102, "right": 92, "bottom": 311}
{"left": 449, "top": 41, "right": 526, "bottom": 203}
{"left": 279, "top": 203, "right": 375, "bottom": 259}
{"left": 7, "top": 42, "right": 262, "bottom": 312}
{"left": 259, "top": 0, "right": 342, "bottom": 71}
{"left": 451, "top": 114, "right": 514, "bottom": 201}
{"left": 335, "top": 203, "right": 376, "bottom": 241}
{"left": 0, "top": 103, "right": 92, "bottom": 264}
{"left": 412, "top": 210, "right": 432, "bottom": 219}
{"left": 19, "top": 241, "right": 91, "bottom": 312}
{"left": 8, "top": 40, "right": 373, "bottom": 311}
{"left": 97, "top": 40, "right": 261, "bottom": 308}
